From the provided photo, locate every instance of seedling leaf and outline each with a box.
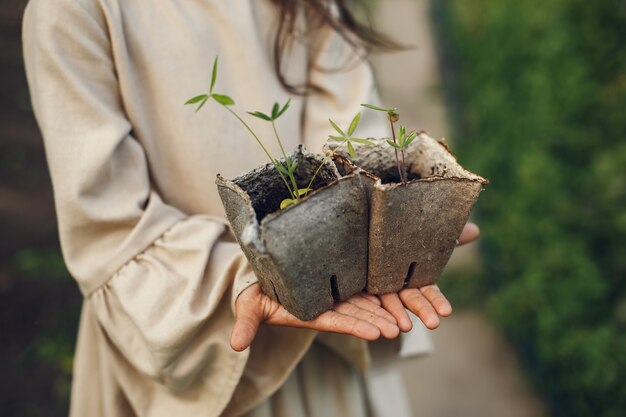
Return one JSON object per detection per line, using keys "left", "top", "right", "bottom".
{"left": 276, "top": 163, "right": 289, "bottom": 176}
{"left": 361, "top": 103, "right": 395, "bottom": 112}
{"left": 329, "top": 119, "right": 346, "bottom": 137}
{"left": 405, "top": 131, "right": 417, "bottom": 147}
{"left": 185, "top": 95, "right": 209, "bottom": 112}
{"left": 196, "top": 96, "right": 209, "bottom": 112}
{"left": 328, "top": 135, "right": 345, "bottom": 142}
{"left": 296, "top": 188, "right": 311, "bottom": 197}
{"left": 350, "top": 138, "right": 375, "bottom": 145}
{"left": 347, "top": 112, "right": 361, "bottom": 136}
{"left": 276, "top": 98, "right": 292, "bottom": 119}
{"left": 347, "top": 141, "right": 356, "bottom": 158}
{"left": 387, "top": 140, "right": 401, "bottom": 149}
{"left": 210, "top": 56, "right": 218, "bottom": 93}
{"left": 185, "top": 94, "right": 209, "bottom": 104}
{"left": 280, "top": 198, "right": 297, "bottom": 209}
{"left": 212, "top": 94, "right": 235, "bottom": 106}
{"left": 247, "top": 111, "right": 272, "bottom": 121}
{"left": 288, "top": 159, "right": 298, "bottom": 174}
{"left": 271, "top": 102, "right": 280, "bottom": 119}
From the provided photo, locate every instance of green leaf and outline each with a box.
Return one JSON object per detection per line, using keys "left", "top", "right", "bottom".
{"left": 386, "top": 140, "right": 401, "bottom": 149}
{"left": 280, "top": 198, "right": 297, "bottom": 209}
{"left": 211, "top": 94, "right": 235, "bottom": 106}
{"left": 296, "top": 188, "right": 311, "bottom": 196}
{"left": 361, "top": 103, "right": 395, "bottom": 112}
{"left": 404, "top": 131, "right": 417, "bottom": 147}
{"left": 276, "top": 98, "right": 292, "bottom": 119}
{"left": 185, "top": 94, "right": 209, "bottom": 105}
{"left": 247, "top": 111, "right": 272, "bottom": 121}
{"left": 347, "top": 112, "right": 361, "bottom": 136}
{"left": 271, "top": 102, "right": 280, "bottom": 119}
{"left": 347, "top": 141, "right": 356, "bottom": 158}
{"left": 210, "top": 56, "right": 218, "bottom": 93}
{"left": 350, "top": 138, "right": 375, "bottom": 146}
{"left": 275, "top": 163, "right": 289, "bottom": 176}
{"left": 196, "top": 96, "right": 209, "bottom": 112}
{"left": 328, "top": 119, "right": 346, "bottom": 137}
{"left": 328, "top": 135, "right": 345, "bottom": 142}
{"left": 288, "top": 159, "right": 298, "bottom": 174}
{"left": 184, "top": 95, "right": 210, "bottom": 112}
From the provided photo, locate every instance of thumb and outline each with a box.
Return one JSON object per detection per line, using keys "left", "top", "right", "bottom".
{"left": 457, "top": 222, "right": 480, "bottom": 246}
{"left": 230, "top": 299, "right": 263, "bottom": 352}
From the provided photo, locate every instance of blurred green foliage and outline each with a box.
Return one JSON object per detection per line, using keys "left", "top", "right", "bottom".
{"left": 435, "top": 0, "right": 626, "bottom": 416}
{"left": 1, "top": 247, "right": 79, "bottom": 417}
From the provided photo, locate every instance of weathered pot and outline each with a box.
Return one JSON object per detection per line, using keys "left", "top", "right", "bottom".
{"left": 216, "top": 146, "right": 369, "bottom": 320}
{"left": 330, "top": 133, "right": 489, "bottom": 294}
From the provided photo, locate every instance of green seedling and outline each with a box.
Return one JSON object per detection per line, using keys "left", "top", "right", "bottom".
{"left": 187, "top": 56, "right": 374, "bottom": 210}
{"left": 361, "top": 103, "right": 416, "bottom": 184}
{"left": 247, "top": 100, "right": 312, "bottom": 209}
{"left": 186, "top": 56, "right": 299, "bottom": 206}
{"left": 304, "top": 112, "right": 375, "bottom": 198}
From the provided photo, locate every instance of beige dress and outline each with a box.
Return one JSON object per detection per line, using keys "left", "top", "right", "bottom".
{"left": 23, "top": 1, "right": 430, "bottom": 416}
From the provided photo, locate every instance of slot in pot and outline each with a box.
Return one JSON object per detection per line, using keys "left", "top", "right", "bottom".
{"left": 330, "top": 134, "right": 488, "bottom": 294}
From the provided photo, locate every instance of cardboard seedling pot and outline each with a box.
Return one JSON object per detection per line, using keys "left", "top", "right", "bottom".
{"left": 331, "top": 133, "right": 489, "bottom": 294}
{"left": 216, "top": 146, "right": 369, "bottom": 321}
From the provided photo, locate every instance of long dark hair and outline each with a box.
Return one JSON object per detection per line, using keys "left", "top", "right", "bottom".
{"left": 269, "top": 0, "right": 401, "bottom": 94}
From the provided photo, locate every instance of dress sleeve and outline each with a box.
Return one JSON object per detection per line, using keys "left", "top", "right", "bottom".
{"left": 23, "top": 0, "right": 256, "bottom": 392}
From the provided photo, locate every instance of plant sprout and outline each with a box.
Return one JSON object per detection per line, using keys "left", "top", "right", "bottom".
{"left": 361, "top": 103, "right": 416, "bottom": 184}
{"left": 304, "top": 112, "right": 375, "bottom": 198}
{"left": 186, "top": 56, "right": 375, "bottom": 210}
{"left": 247, "top": 100, "right": 314, "bottom": 209}
{"left": 186, "top": 56, "right": 300, "bottom": 206}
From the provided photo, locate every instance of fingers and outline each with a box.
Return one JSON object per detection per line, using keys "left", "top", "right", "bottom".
{"left": 264, "top": 294, "right": 400, "bottom": 340}
{"left": 230, "top": 285, "right": 265, "bottom": 352}
{"left": 317, "top": 311, "right": 384, "bottom": 340}
{"left": 230, "top": 308, "right": 263, "bottom": 352}
{"left": 420, "top": 285, "right": 453, "bottom": 317}
{"left": 233, "top": 283, "right": 450, "bottom": 347}
{"left": 268, "top": 306, "right": 384, "bottom": 341}
{"left": 457, "top": 222, "right": 480, "bottom": 246}
{"left": 379, "top": 293, "right": 413, "bottom": 332}
{"left": 335, "top": 297, "right": 400, "bottom": 339}
{"left": 360, "top": 292, "right": 382, "bottom": 306}
{"left": 348, "top": 294, "right": 397, "bottom": 324}
{"left": 399, "top": 285, "right": 452, "bottom": 329}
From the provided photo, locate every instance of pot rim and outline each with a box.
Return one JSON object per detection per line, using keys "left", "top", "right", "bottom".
{"left": 330, "top": 132, "right": 490, "bottom": 188}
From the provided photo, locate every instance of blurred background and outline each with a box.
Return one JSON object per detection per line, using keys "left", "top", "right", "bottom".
{"left": 1, "top": 0, "right": 624, "bottom": 416}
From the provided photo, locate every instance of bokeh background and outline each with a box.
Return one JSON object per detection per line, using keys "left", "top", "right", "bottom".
{"left": 1, "top": 0, "right": 624, "bottom": 416}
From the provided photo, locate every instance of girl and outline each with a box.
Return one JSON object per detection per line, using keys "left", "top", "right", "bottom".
{"left": 23, "top": 0, "right": 478, "bottom": 415}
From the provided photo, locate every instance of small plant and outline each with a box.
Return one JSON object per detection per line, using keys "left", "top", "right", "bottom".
{"left": 304, "top": 113, "right": 375, "bottom": 198}
{"left": 361, "top": 103, "right": 416, "bottom": 184}
{"left": 187, "top": 56, "right": 372, "bottom": 210}
{"left": 186, "top": 57, "right": 305, "bottom": 208}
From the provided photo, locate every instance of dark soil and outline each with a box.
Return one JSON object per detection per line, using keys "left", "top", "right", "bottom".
{"left": 234, "top": 147, "right": 336, "bottom": 221}
{"left": 374, "top": 166, "right": 422, "bottom": 184}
